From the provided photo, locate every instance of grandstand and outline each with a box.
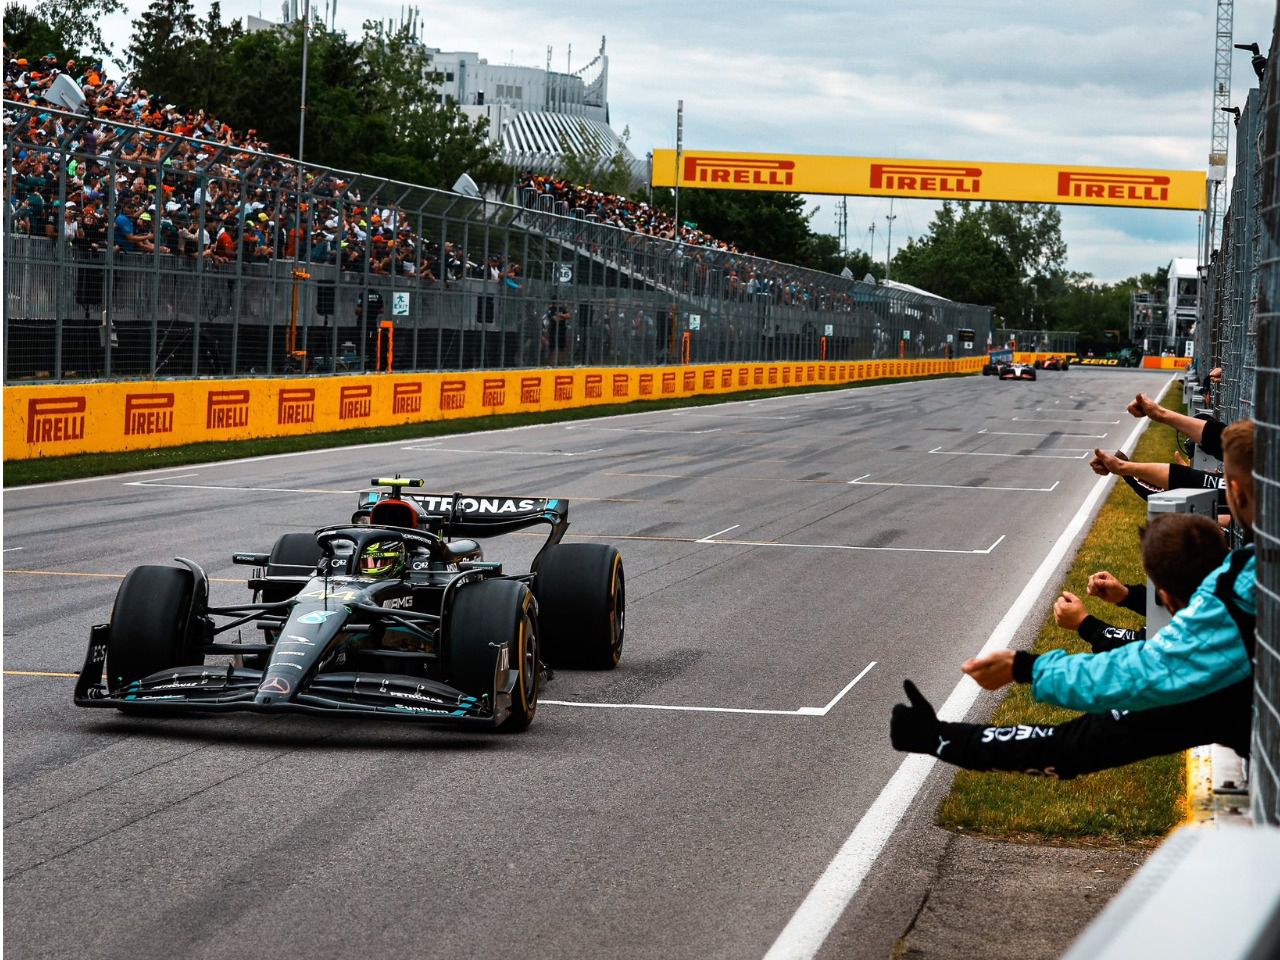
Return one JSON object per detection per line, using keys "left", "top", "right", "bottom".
{"left": 1, "top": 51, "right": 990, "bottom": 380}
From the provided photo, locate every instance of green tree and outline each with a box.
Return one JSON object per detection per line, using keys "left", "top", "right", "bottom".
{"left": 558, "top": 123, "right": 636, "bottom": 196}
{"left": 652, "top": 189, "right": 814, "bottom": 261}
{"left": 4, "top": 6, "right": 72, "bottom": 62}
{"left": 891, "top": 202, "right": 1019, "bottom": 307}
{"left": 186, "top": 3, "right": 244, "bottom": 114}
{"left": 4, "top": 0, "right": 125, "bottom": 64}
{"left": 125, "top": 0, "right": 199, "bottom": 101}
{"left": 891, "top": 201, "right": 1067, "bottom": 315}
{"left": 356, "top": 19, "right": 507, "bottom": 188}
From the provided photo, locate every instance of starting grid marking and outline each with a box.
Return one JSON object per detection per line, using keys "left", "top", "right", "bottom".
{"left": 928, "top": 446, "right": 1090, "bottom": 460}
{"left": 1011, "top": 416, "right": 1121, "bottom": 424}
{"left": 402, "top": 443, "right": 606, "bottom": 457}
{"left": 543, "top": 661, "right": 876, "bottom": 716}
{"left": 849, "top": 475, "right": 1060, "bottom": 493}
{"left": 6, "top": 661, "right": 878, "bottom": 719}
{"left": 563, "top": 530, "right": 1007, "bottom": 556}
{"left": 977, "top": 427, "right": 1109, "bottom": 439}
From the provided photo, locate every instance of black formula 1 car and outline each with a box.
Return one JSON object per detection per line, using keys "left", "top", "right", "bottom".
{"left": 74, "top": 478, "right": 626, "bottom": 731}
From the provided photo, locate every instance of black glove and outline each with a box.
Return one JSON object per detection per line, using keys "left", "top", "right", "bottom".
{"left": 890, "top": 680, "right": 945, "bottom": 756}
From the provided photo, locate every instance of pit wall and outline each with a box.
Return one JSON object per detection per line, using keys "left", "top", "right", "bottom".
{"left": 4, "top": 356, "right": 984, "bottom": 462}
{"left": 1010, "top": 352, "right": 1192, "bottom": 371}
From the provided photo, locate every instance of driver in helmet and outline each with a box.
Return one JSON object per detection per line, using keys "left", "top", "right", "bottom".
{"left": 359, "top": 539, "right": 406, "bottom": 578}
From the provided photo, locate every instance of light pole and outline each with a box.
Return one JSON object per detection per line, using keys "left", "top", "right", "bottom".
{"left": 884, "top": 199, "right": 897, "bottom": 281}
{"left": 671, "top": 100, "right": 683, "bottom": 362}
{"left": 673, "top": 100, "right": 683, "bottom": 239}
{"left": 287, "top": 0, "right": 312, "bottom": 370}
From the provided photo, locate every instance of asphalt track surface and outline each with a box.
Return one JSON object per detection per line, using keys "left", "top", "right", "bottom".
{"left": 3, "top": 368, "right": 1174, "bottom": 960}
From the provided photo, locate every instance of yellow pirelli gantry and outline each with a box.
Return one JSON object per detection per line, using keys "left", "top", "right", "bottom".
{"left": 651, "top": 150, "right": 1206, "bottom": 211}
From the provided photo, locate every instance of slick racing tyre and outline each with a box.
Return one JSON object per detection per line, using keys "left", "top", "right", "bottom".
{"left": 536, "top": 543, "right": 625, "bottom": 670}
{"left": 447, "top": 580, "right": 539, "bottom": 732}
{"left": 262, "top": 532, "right": 322, "bottom": 603}
{"left": 107, "top": 564, "right": 200, "bottom": 692}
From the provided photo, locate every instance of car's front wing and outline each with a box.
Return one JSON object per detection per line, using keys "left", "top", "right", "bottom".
{"left": 74, "top": 626, "right": 511, "bottom": 727}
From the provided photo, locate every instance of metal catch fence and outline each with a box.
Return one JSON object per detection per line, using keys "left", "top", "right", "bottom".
{"left": 1, "top": 102, "right": 991, "bottom": 383}
{"left": 1216, "top": 13, "right": 1280, "bottom": 827}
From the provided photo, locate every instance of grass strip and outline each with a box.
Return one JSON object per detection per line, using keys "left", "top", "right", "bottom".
{"left": 3, "top": 372, "right": 968, "bottom": 487}
{"left": 936, "top": 383, "right": 1190, "bottom": 843}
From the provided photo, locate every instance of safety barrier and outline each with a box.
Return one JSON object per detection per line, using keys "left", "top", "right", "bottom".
{"left": 1254, "top": 10, "right": 1280, "bottom": 828}
{"left": 1002, "top": 352, "right": 1190, "bottom": 370}
{"left": 3, "top": 356, "right": 982, "bottom": 461}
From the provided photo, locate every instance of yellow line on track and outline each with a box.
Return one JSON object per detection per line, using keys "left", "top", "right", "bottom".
{"left": 5, "top": 670, "right": 78, "bottom": 678}
{"left": 5, "top": 569, "right": 243, "bottom": 583}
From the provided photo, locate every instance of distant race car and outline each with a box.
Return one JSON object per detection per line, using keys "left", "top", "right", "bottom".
{"left": 1040, "top": 356, "right": 1070, "bottom": 371}
{"left": 74, "top": 478, "right": 626, "bottom": 732}
{"left": 998, "top": 363, "right": 1037, "bottom": 381}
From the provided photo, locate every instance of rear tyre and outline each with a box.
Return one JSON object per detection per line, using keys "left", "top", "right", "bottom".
{"left": 447, "top": 580, "right": 539, "bottom": 732}
{"left": 536, "top": 544, "right": 625, "bottom": 670}
{"left": 107, "top": 565, "right": 199, "bottom": 692}
{"left": 263, "top": 533, "right": 322, "bottom": 604}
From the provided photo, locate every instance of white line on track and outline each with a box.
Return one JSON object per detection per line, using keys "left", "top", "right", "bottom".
{"left": 3, "top": 546, "right": 24, "bottom": 552}
{"left": 401, "top": 444, "right": 605, "bottom": 457}
{"left": 1011, "top": 416, "right": 1121, "bottom": 424}
{"left": 563, "top": 531, "right": 1005, "bottom": 555}
{"left": 694, "top": 535, "right": 1006, "bottom": 556}
{"left": 127, "top": 478, "right": 359, "bottom": 494}
{"left": 563, "top": 424, "right": 722, "bottom": 435}
{"left": 928, "top": 447, "right": 1090, "bottom": 460}
{"left": 760, "top": 373, "right": 1175, "bottom": 960}
{"left": 848, "top": 475, "right": 1060, "bottom": 493}
{"left": 978, "top": 428, "right": 1109, "bottom": 439}
{"left": 669, "top": 411, "right": 800, "bottom": 421}
{"left": 698, "top": 524, "right": 741, "bottom": 541}
{"left": 543, "top": 661, "right": 876, "bottom": 717}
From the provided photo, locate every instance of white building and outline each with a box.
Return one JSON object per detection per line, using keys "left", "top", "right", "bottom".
{"left": 250, "top": 12, "right": 640, "bottom": 183}
{"left": 429, "top": 37, "right": 640, "bottom": 182}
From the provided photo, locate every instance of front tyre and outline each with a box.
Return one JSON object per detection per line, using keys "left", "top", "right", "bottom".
{"left": 107, "top": 564, "right": 200, "bottom": 692}
{"left": 536, "top": 544, "right": 625, "bottom": 670}
{"left": 447, "top": 580, "right": 539, "bottom": 732}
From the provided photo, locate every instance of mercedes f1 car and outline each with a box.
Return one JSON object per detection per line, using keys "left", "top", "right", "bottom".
{"left": 74, "top": 479, "right": 626, "bottom": 731}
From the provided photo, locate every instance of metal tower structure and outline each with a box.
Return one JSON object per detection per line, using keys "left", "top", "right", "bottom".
{"left": 835, "top": 196, "right": 849, "bottom": 259}
{"left": 1205, "top": 0, "right": 1234, "bottom": 262}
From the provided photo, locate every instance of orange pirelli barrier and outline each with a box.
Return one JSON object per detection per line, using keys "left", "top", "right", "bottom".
{"left": 4, "top": 356, "right": 985, "bottom": 461}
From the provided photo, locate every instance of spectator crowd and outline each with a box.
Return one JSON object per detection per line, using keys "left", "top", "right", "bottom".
{"left": 517, "top": 172, "right": 872, "bottom": 315}
{"left": 3, "top": 50, "right": 526, "bottom": 288}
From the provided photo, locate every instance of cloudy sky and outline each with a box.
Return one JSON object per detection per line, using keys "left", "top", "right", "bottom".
{"left": 101, "top": 1, "right": 1277, "bottom": 282}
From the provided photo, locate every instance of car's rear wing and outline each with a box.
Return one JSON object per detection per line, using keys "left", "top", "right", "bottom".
{"left": 356, "top": 481, "right": 569, "bottom": 541}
